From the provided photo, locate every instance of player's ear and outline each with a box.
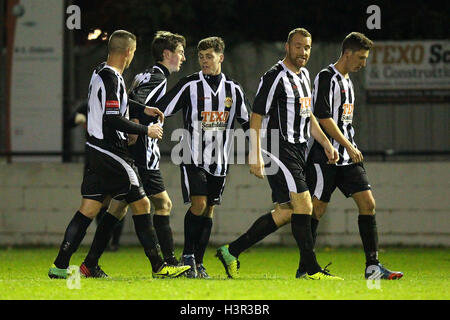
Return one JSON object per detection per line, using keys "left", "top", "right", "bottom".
{"left": 126, "top": 46, "right": 132, "bottom": 57}
{"left": 163, "top": 49, "right": 171, "bottom": 61}
{"left": 344, "top": 48, "right": 353, "bottom": 59}
{"left": 219, "top": 53, "right": 224, "bottom": 63}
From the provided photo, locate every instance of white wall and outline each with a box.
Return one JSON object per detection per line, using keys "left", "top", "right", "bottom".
{"left": 0, "top": 161, "right": 448, "bottom": 247}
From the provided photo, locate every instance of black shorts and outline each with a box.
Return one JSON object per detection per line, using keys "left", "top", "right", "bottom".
{"left": 305, "top": 161, "right": 371, "bottom": 202}
{"left": 138, "top": 167, "right": 166, "bottom": 196}
{"left": 180, "top": 164, "right": 226, "bottom": 206}
{"left": 81, "top": 143, "right": 146, "bottom": 203}
{"left": 263, "top": 139, "right": 309, "bottom": 204}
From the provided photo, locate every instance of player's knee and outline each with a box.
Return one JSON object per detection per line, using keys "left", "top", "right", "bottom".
{"left": 154, "top": 197, "right": 172, "bottom": 215}
{"left": 290, "top": 192, "right": 313, "bottom": 214}
{"left": 164, "top": 198, "right": 173, "bottom": 213}
{"left": 359, "top": 199, "right": 376, "bottom": 215}
{"left": 79, "top": 199, "right": 103, "bottom": 218}
{"left": 131, "top": 196, "right": 151, "bottom": 214}
{"left": 273, "top": 207, "right": 293, "bottom": 226}
{"left": 190, "top": 199, "right": 207, "bottom": 215}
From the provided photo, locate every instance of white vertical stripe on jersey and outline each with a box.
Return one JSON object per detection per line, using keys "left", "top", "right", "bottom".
{"left": 88, "top": 79, "right": 106, "bottom": 140}
{"left": 281, "top": 75, "right": 296, "bottom": 144}
{"left": 293, "top": 73, "right": 309, "bottom": 143}
{"left": 189, "top": 83, "right": 201, "bottom": 165}
{"left": 332, "top": 80, "right": 342, "bottom": 155}
{"left": 222, "top": 81, "right": 237, "bottom": 172}
{"left": 261, "top": 72, "right": 284, "bottom": 115}
{"left": 215, "top": 79, "right": 227, "bottom": 174}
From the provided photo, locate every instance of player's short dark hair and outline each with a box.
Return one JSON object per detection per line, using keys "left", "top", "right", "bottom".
{"left": 108, "top": 30, "right": 136, "bottom": 54}
{"left": 287, "top": 28, "right": 312, "bottom": 43}
{"left": 197, "top": 37, "right": 225, "bottom": 54}
{"left": 341, "top": 32, "right": 373, "bottom": 54}
{"left": 152, "top": 31, "right": 186, "bottom": 62}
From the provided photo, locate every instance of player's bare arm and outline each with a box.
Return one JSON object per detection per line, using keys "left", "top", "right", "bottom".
{"left": 310, "top": 115, "right": 339, "bottom": 164}
{"left": 248, "top": 112, "right": 265, "bottom": 179}
{"left": 318, "top": 117, "right": 363, "bottom": 163}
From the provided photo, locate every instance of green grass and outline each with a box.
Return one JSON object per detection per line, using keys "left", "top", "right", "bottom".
{"left": 0, "top": 246, "right": 448, "bottom": 300}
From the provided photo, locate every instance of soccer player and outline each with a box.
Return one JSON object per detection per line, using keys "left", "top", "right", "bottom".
{"left": 127, "top": 31, "right": 186, "bottom": 265}
{"left": 305, "top": 32, "right": 403, "bottom": 279}
{"left": 216, "top": 28, "right": 343, "bottom": 280}
{"left": 80, "top": 31, "right": 187, "bottom": 272}
{"left": 66, "top": 100, "right": 125, "bottom": 252}
{"left": 155, "top": 36, "right": 250, "bottom": 278}
{"left": 48, "top": 30, "right": 190, "bottom": 279}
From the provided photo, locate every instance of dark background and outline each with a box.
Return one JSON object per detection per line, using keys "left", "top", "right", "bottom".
{"left": 1, "top": 0, "right": 449, "bottom": 160}
{"left": 74, "top": 0, "right": 449, "bottom": 51}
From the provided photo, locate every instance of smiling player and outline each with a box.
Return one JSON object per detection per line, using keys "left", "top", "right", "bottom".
{"left": 155, "top": 36, "right": 250, "bottom": 278}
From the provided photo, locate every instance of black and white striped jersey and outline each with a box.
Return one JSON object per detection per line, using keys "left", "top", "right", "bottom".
{"left": 128, "top": 63, "right": 169, "bottom": 170}
{"left": 86, "top": 63, "right": 130, "bottom": 157}
{"left": 156, "top": 71, "right": 250, "bottom": 177}
{"left": 252, "top": 60, "right": 312, "bottom": 144}
{"left": 307, "top": 64, "right": 357, "bottom": 166}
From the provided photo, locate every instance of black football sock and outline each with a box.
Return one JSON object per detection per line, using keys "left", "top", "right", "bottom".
{"left": 95, "top": 206, "right": 107, "bottom": 226}
{"left": 153, "top": 214, "right": 177, "bottom": 263}
{"left": 311, "top": 217, "right": 319, "bottom": 247}
{"left": 111, "top": 217, "right": 124, "bottom": 246}
{"left": 84, "top": 212, "right": 119, "bottom": 268}
{"left": 194, "top": 216, "right": 213, "bottom": 264}
{"left": 228, "top": 212, "right": 278, "bottom": 258}
{"left": 291, "top": 214, "right": 321, "bottom": 275}
{"left": 299, "top": 217, "right": 320, "bottom": 271}
{"left": 54, "top": 211, "right": 92, "bottom": 269}
{"left": 358, "top": 214, "right": 380, "bottom": 266}
{"left": 182, "top": 209, "right": 204, "bottom": 256}
{"left": 133, "top": 214, "right": 164, "bottom": 272}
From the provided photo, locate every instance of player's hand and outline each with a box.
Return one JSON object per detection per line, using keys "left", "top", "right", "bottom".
{"left": 325, "top": 145, "right": 339, "bottom": 164}
{"left": 249, "top": 151, "right": 265, "bottom": 179}
{"left": 346, "top": 145, "right": 363, "bottom": 163}
{"left": 147, "top": 123, "right": 163, "bottom": 139}
{"left": 144, "top": 107, "right": 164, "bottom": 124}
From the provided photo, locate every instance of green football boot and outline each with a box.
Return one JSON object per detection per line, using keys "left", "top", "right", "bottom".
{"left": 48, "top": 264, "right": 68, "bottom": 279}
{"left": 216, "top": 245, "right": 240, "bottom": 279}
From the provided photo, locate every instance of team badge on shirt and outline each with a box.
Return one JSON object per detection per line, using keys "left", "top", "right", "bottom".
{"left": 224, "top": 97, "right": 233, "bottom": 108}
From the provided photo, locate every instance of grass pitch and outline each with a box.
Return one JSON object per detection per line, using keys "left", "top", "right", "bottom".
{"left": 0, "top": 246, "right": 448, "bottom": 300}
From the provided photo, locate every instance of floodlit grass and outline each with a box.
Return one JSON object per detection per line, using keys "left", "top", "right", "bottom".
{"left": 0, "top": 246, "right": 448, "bottom": 300}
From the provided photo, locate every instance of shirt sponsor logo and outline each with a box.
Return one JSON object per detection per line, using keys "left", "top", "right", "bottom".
{"left": 201, "top": 111, "right": 230, "bottom": 131}
{"left": 299, "top": 97, "right": 312, "bottom": 118}
{"left": 341, "top": 103, "right": 354, "bottom": 123}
